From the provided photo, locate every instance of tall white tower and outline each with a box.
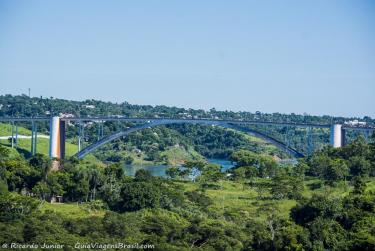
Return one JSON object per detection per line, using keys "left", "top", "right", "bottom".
{"left": 49, "top": 116, "right": 61, "bottom": 158}
{"left": 330, "top": 124, "right": 344, "bottom": 148}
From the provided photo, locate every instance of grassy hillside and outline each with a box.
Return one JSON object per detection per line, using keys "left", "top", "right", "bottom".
{"left": 40, "top": 202, "right": 105, "bottom": 219}
{"left": 39, "top": 177, "right": 375, "bottom": 222}
{"left": 240, "top": 130, "right": 284, "bottom": 156}
{"left": 94, "top": 143, "right": 205, "bottom": 166}
{"left": 0, "top": 123, "right": 98, "bottom": 162}
{"left": 180, "top": 177, "right": 375, "bottom": 220}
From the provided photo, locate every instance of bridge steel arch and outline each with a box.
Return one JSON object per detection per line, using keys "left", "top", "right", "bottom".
{"left": 1, "top": 116, "right": 373, "bottom": 159}
{"left": 74, "top": 119, "right": 305, "bottom": 159}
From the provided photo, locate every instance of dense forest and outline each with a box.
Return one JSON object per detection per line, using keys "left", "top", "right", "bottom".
{"left": 0, "top": 132, "right": 374, "bottom": 250}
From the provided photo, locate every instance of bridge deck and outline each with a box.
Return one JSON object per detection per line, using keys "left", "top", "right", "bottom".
{"left": 0, "top": 117, "right": 373, "bottom": 130}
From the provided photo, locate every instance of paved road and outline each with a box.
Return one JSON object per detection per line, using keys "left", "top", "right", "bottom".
{"left": 0, "top": 134, "right": 49, "bottom": 140}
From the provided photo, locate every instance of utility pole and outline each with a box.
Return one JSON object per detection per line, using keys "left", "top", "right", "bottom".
{"left": 28, "top": 88, "right": 31, "bottom": 98}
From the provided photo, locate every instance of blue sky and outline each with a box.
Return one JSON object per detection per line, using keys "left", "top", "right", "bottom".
{"left": 0, "top": 0, "right": 374, "bottom": 117}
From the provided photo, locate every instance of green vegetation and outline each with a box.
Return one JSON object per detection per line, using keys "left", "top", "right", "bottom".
{"left": 40, "top": 202, "right": 105, "bottom": 219}
{"left": 0, "top": 131, "right": 374, "bottom": 250}
{"left": 1, "top": 94, "right": 373, "bottom": 158}
{"left": 92, "top": 123, "right": 284, "bottom": 165}
{"left": 0, "top": 123, "right": 101, "bottom": 163}
{"left": 94, "top": 127, "right": 208, "bottom": 165}
{"left": 1, "top": 95, "right": 375, "bottom": 249}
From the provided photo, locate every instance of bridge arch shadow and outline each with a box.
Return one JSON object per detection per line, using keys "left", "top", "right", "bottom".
{"left": 74, "top": 120, "right": 304, "bottom": 159}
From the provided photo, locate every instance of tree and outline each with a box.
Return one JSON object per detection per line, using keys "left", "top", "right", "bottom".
{"left": 232, "top": 166, "right": 258, "bottom": 180}
{"left": 0, "top": 179, "right": 8, "bottom": 194}
{"left": 0, "top": 193, "right": 39, "bottom": 221}
{"left": 230, "top": 150, "right": 279, "bottom": 178}
{"left": 29, "top": 154, "right": 51, "bottom": 180}
{"left": 293, "top": 161, "right": 308, "bottom": 179}
{"left": 199, "top": 164, "right": 222, "bottom": 182}
{"left": 349, "top": 216, "right": 375, "bottom": 250}
{"left": 308, "top": 217, "right": 347, "bottom": 250}
{"left": 124, "top": 155, "right": 134, "bottom": 164}
{"left": 183, "top": 160, "right": 206, "bottom": 171}
{"left": 348, "top": 156, "right": 371, "bottom": 177}
{"left": 140, "top": 209, "right": 188, "bottom": 244}
{"left": 258, "top": 156, "right": 278, "bottom": 178}
{"left": 166, "top": 167, "right": 179, "bottom": 179}
{"left": 322, "top": 159, "right": 349, "bottom": 184}
{"left": 69, "top": 168, "right": 90, "bottom": 202}
{"left": 291, "top": 195, "right": 343, "bottom": 227}
{"left": 46, "top": 172, "right": 65, "bottom": 198}
{"left": 270, "top": 175, "right": 303, "bottom": 200}
{"left": 0, "top": 145, "right": 10, "bottom": 159}
{"left": 85, "top": 166, "right": 103, "bottom": 201}
{"left": 100, "top": 164, "right": 125, "bottom": 208}
{"left": 231, "top": 150, "right": 259, "bottom": 167}
{"left": 340, "top": 136, "right": 370, "bottom": 159}
{"left": 351, "top": 176, "right": 366, "bottom": 194}
{"left": 185, "top": 190, "right": 212, "bottom": 208}
{"left": 119, "top": 182, "right": 161, "bottom": 212}
{"left": 182, "top": 218, "right": 245, "bottom": 250}
{"left": 2, "top": 157, "right": 33, "bottom": 192}
{"left": 32, "top": 181, "right": 51, "bottom": 201}
{"left": 134, "top": 169, "right": 152, "bottom": 182}
{"left": 307, "top": 154, "right": 331, "bottom": 177}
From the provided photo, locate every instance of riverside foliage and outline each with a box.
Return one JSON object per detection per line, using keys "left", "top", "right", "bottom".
{"left": 0, "top": 133, "right": 374, "bottom": 250}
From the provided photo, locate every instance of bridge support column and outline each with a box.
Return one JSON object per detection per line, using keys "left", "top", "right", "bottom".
{"left": 330, "top": 124, "right": 345, "bottom": 148}
{"left": 364, "top": 130, "right": 370, "bottom": 143}
{"left": 15, "top": 124, "right": 18, "bottom": 148}
{"left": 78, "top": 122, "right": 84, "bottom": 152}
{"left": 307, "top": 127, "right": 314, "bottom": 155}
{"left": 60, "top": 120, "right": 66, "bottom": 159}
{"left": 49, "top": 116, "right": 66, "bottom": 160}
{"left": 30, "top": 121, "right": 37, "bottom": 155}
{"left": 97, "top": 121, "right": 102, "bottom": 141}
{"left": 31, "top": 121, "right": 37, "bottom": 155}
{"left": 11, "top": 121, "right": 14, "bottom": 148}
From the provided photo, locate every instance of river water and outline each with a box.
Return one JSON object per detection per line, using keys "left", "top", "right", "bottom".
{"left": 123, "top": 158, "right": 235, "bottom": 177}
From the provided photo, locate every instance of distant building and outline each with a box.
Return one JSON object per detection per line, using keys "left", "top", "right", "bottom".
{"left": 59, "top": 113, "right": 75, "bottom": 118}
{"left": 344, "top": 120, "right": 366, "bottom": 126}
{"left": 83, "top": 104, "right": 96, "bottom": 109}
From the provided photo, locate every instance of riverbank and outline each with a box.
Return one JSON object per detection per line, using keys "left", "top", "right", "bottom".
{"left": 124, "top": 158, "right": 235, "bottom": 177}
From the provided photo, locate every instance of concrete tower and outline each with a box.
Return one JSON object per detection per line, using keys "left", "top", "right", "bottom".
{"left": 330, "top": 124, "right": 345, "bottom": 148}
{"left": 49, "top": 116, "right": 66, "bottom": 159}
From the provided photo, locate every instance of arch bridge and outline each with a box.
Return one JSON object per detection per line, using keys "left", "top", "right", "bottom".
{"left": 0, "top": 116, "right": 373, "bottom": 160}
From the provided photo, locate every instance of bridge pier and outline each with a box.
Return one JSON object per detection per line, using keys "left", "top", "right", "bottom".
{"left": 11, "top": 121, "right": 14, "bottom": 148}
{"left": 78, "top": 122, "right": 83, "bottom": 152}
{"left": 97, "top": 121, "right": 104, "bottom": 140}
{"left": 31, "top": 121, "right": 37, "bottom": 155}
{"left": 15, "top": 124, "right": 18, "bottom": 148}
{"left": 364, "top": 129, "right": 370, "bottom": 143}
{"left": 307, "top": 127, "right": 314, "bottom": 155}
{"left": 330, "top": 124, "right": 345, "bottom": 148}
{"left": 34, "top": 122, "right": 38, "bottom": 154}
{"left": 49, "top": 116, "right": 66, "bottom": 159}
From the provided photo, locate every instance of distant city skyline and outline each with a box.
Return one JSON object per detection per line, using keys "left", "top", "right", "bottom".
{"left": 0, "top": 0, "right": 374, "bottom": 117}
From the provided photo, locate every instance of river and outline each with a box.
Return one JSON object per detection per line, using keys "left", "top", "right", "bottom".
{"left": 123, "top": 158, "right": 235, "bottom": 177}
